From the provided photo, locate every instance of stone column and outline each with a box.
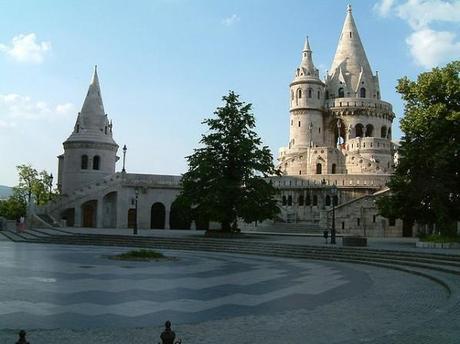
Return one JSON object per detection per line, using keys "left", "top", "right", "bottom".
{"left": 96, "top": 198, "right": 104, "bottom": 228}
{"left": 74, "top": 204, "right": 82, "bottom": 227}
{"left": 164, "top": 208, "right": 170, "bottom": 230}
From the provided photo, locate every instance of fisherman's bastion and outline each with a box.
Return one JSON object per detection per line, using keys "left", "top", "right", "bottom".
{"left": 37, "top": 6, "right": 406, "bottom": 237}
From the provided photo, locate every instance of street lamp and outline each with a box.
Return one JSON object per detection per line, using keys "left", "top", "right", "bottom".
{"left": 133, "top": 189, "right": 139, "bottom": 235}
{"left": 122, "top": 145, "right": 127, "bottom": 173}
{"left": 48, "top": 173, "right": 53, "bottom": 200}
{"left": 331, "top": 184, "right": 337, "bottom": 244}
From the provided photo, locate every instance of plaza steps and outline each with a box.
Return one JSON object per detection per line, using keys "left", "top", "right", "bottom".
{"left": 5, "top": 231, "right": 460, "bottom": 294}
{"left": 22, "top": 233, "right": 460, "bottom": 273}
{"left": 249, "top": 222, "right": 323, "bottom": 234}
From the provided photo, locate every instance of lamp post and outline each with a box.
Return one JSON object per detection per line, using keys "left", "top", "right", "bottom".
{"left": 331, "top": 184, "right": 337, "bottom": 244}
{"left": 133, "top": 189, "right": 139, "bottom": 235}
{"left": 48, "top": 173, "right": 53, "bottom": 200}
{"left": 122, "top": 145, "right": 127, "bottom": 173}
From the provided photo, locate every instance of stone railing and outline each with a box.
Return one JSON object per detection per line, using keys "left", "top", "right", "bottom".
{"left": 325, "top": 98, "right": 392, "bottom": 112}
{"left": 266, "top": 174, "right": 390, "bottom": 189}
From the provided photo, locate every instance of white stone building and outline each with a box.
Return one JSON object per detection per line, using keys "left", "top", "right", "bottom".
{"left": 38, "top": 6, "right": 407, "bottom": 236}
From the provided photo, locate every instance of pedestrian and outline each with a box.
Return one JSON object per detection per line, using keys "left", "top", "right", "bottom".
{"left": 323, "top": 230, "right": 329, "bottom": 244}
{"left": 16, "top": 330, "right": 29, "bottom": 344}
{"left": 19, "top": 216, "right": 25, "bottom": 232}
{"left": 160, "top": 320, "right": 181, "bottom": 344}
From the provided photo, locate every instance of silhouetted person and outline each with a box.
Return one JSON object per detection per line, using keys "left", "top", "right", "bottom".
{"left": 160, "top": 320, "right": 177, "bottom": 344}
{"left": 16, "top": 330, "right": 29, "bottom": 344}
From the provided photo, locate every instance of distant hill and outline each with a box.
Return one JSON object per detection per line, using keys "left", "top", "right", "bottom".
{"left": 0, "top": 185, "right": 13, "bottom": 200}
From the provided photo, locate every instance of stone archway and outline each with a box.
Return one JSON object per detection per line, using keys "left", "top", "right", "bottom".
{"left": 81, "top": 200, "right": 97, "bottom": 228}
{"left": 151, "top": 202, "right": 166, "bottom": 229}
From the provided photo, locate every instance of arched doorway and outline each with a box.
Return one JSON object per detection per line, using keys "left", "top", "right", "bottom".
{"left": 127, "top": 209, "right": 136, "bottom": 229}
{"left": 151, "top": 202, "right": 166, "bottom": 229}
{"left": 355, "top": 124, "right": 364, "bottom": 138}
{"left": 81, "top": 200, "right": 97, "bottom": 227}
{"left": 169, "top": 200, "right": 192, "bottom": 230}
{"left": 316, "top": 163, "right": 322, "bottom": 174}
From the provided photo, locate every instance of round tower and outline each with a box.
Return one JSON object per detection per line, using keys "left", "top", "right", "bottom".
{"left": 58, "top": 66, "right": 118, "bottom": 194}
{"left": 325, "top": 5, "right": 394, "bottom": 174}
{"left": 289, "top": 38, "right": 325, "bottom": 150}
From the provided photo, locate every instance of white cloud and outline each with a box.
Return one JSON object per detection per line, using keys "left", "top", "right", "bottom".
{"left": 0, "top": 93, "right": 75, "bottom": 128}
{"left": 222, "top": 14, "right": 240, "bottom": 26}
{"left": 0, "top": 33, "right": 51, "bottom": 64}
{"left": 373, "top": 0, "right": 396, "bottom": 17}
{"left": 374, "top": 0, "right": 460, "bottom": 69}
{"left": 406, "top": 28, "right": 460, "bottom": 68}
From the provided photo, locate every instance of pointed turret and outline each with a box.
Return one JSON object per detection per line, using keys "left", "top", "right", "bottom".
{"left": 60, "top": 66, "right": 118, "bottom": 194}
{"left": 295, "top": 37, "right": 319, "bottom": 79}
{"left": 66, "top": 66, "right": 116, "bottom": 145}
{"left": 327, "top": 5, "right": 379, "bottom": 98}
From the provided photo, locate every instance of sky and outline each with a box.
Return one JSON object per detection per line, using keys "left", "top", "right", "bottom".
{"left": 0, "top": 0, "right": 459, "bottom": 187}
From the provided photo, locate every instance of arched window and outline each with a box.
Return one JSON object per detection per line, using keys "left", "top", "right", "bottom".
{"left": 338, "top": 88, "right": 344, "bottom": 98}
{"left": 282, "top": 196, "right": 287, "bottom": 206}
{"left": 298, "top": 195, "right": 304, "bottom": 206}
{"left": 365, "top": 124, "right": 374, "bottom": 137}
{"left": 325, "top": 195, "right": 331, "bottom": 206}
{"left": 325, "top": 90, "right": 329, "bottom": 99}
{"left": 306, "top": 194, "right": 311, "bottom": 206}
{"left": 387, "top": 128, "right": 392, "bottom": 139}
{"left": 355, "top": 124, "right": 364, "bottom": 138}
{"left": 76, "top": 124, "right": 80, "bottom": 133}
{"left": 312, "top": 195, "right": 318, "bottom": 206}
{"left": 81, "top": 155, "right": 88, "bottom": 170}
{"left": 381, "top": 126, "right": 387, "bottom": 138}
{"left": 298, "top": 89, "right": 302, "bottom": 99}
{"left": 333, "top": 195, "right": 338, "bottom": 206}
{"left": 316, "top": 163, "right": 322, "bottom": 174}
{"left": 308, "top": 89, "right": 312, "bottom": 98}
{"left": 317, "top": 90, "right": 320, "bottom": 99}
{"left": 93, "top": 155, "right": 100, "bottom": 170}
{"left": 332, "top": 163, "right": 337, "bottom": 174}
{"left": 360, "top": 87, "right": 366, "bottom": 98}
{"left": 287, "top": 195, "right": 293, "bottom": 206}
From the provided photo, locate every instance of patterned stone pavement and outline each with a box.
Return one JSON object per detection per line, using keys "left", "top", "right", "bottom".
{"left": 0, "top": 241, "right": 457, "bottom": 343}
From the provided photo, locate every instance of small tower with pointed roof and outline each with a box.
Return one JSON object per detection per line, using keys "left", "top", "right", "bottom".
{"left": 58, "top": 66, "right": 119, "bottom": 194}
{"left": 287, "top": 37, "right": 325, "bottom": 151}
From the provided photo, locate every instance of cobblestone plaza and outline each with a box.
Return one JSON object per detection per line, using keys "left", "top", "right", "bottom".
{"left": 1, "top": 237, "right": 459, "bottom": 344}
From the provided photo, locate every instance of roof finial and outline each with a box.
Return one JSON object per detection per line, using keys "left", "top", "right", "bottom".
{"left": 303, "top": 36, "right": 311, "bottom": 52}
{"left": 347, "top": 4, "right": 352, "bottom": 13}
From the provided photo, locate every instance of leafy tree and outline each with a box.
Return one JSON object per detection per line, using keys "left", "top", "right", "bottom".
{"left": 0, "top": 191, "right": 26, "bottom": 220}
{"left": 377, "top": 61, "right": 460, "bottom": 235}
{"left": 179, "top": 91, "right": 280, "bottom": 232}
{"left": 16, "top": 164, "right": 55, "bottom": 206}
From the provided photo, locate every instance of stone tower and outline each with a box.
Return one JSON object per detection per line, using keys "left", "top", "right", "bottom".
{"left": 57, "top": 67, "right": 118, "bottom": 194}
{"left": 279, "top": 5, "right": 394, "bottom": 176}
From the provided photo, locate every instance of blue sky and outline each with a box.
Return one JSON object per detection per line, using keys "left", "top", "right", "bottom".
{"left": 0, "top": 0, "right": 459, "bottom": 186}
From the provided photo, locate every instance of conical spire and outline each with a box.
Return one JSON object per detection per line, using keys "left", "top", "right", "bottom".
{"left": 80, "top": 65, "right": 105, "bottom": 118}
{"left": 65, "top": 66, "right": 116, "bottom": 145}
{"left": 296, "top": 37, "right": 319, "bottom": 79}
{"left": 329, "top": 5, "right": 373, "bottom": 91}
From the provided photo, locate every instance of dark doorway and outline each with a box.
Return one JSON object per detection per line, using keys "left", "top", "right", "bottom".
{"left": 127, "top": 208, "right": 136, "bottom": 229}
{"left": 151, "top": 202, "right": 165, "bottom": 229}
{"left": 82, "top": 200, "right": 97, "bottom": 227}
{"left": 61, "top": 208, "right": 75, "bottom": 227}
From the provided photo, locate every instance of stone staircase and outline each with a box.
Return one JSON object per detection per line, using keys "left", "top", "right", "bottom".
{"left": 2, "top": 230, "right": 460, "bottom": 282}
{"left": 249, "top": 222, "right": 323, "bottom": 234}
